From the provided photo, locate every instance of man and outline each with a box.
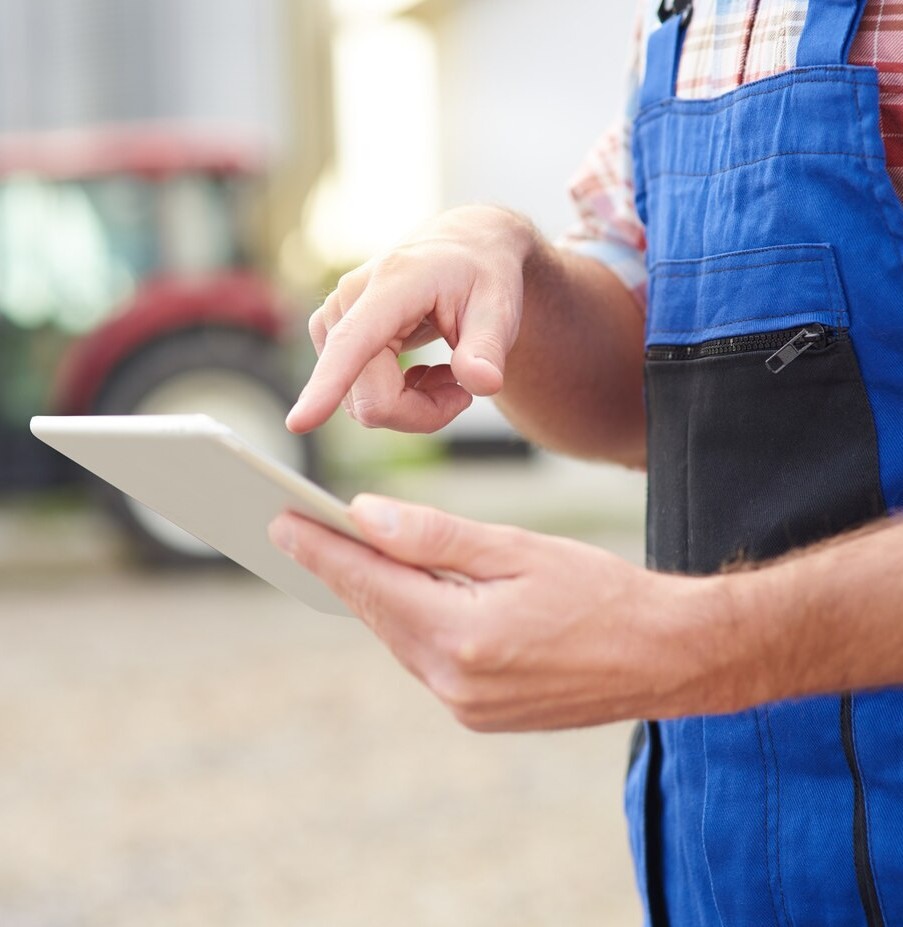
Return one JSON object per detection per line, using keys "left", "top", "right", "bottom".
{"left": 268, "top": 1, "right": 903, "bottom": 924}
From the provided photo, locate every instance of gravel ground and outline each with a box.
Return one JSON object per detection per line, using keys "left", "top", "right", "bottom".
{"left": 0, "top": 455, "right": 646, "bottom": 927}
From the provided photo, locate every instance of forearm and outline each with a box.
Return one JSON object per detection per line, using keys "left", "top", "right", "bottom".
{"left": 689, "top": 516, "right": 903, "bottom": 715}
{"left": 495, "top": 225, "right": 647, "bottom": 466}
{"left": 271, "top": 483, "right": 901, "bottom": 731}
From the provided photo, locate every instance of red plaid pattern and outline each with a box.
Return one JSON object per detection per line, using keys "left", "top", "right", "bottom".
{"left": 564, "top": 0, "right": 903, "bottom": 308}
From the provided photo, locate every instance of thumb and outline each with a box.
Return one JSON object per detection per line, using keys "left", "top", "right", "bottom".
{"left": 450, "top": 292, "right": 519, "bottom": 397}
{"left": 349, "top": 494, "right": 524, "bottom": 580}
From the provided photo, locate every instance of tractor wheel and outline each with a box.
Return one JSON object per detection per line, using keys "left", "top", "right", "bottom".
{"left": 92, "top": 327, "right": 316, "bottom": 565}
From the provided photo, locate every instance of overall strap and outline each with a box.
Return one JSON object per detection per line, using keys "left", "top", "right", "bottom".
{"left": 639, "top": 7, "right": 691, "bottom": 110}
{"left": 795, "top": 0, "right": 869, "bottom": 67}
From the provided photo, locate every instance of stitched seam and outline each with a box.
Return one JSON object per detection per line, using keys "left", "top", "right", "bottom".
{"left": 653, "top": 257, "right": 822, "bottom": 278}
{"left": 842, "top": 332, "right": 890, "bottom": 517}
{"left": 853, "top": 79, "right": 903, "bottom": 255}
{"left": 637, "top": 75, "right": 877, "bottom": 126}
{"left": 635, "top": 70, "right": 878, "bottom": 128}
{"left": 700, "top": 717, "right": 728, "bottom": 927}
{"left": 650, "top": 249, "right": 846, "bottom": 334}
{"left": 754, "top": 710, "right": 783, "bottom": 927}
{"left": 637, "top": 83, "right": 876, "bottom": 130}
{"left": 764, "top": 707, "right": 795, "bottom": 927}
{"left": 645, "top": 149, "right": 879, "bottom": 183}
{"left": 854, "top": 698, "right": 891, "bottom": 923}
{"left": 671, "top": 724, "right": 707, "bottom": 926}
{"left": 652, "top": 242, "right": 829, "bottom": 264}
{"left": 648, "top": 309, "right": 838, "bottom": 335}
{"left": 819, "top": 256, "right": 843, "bottom": 330}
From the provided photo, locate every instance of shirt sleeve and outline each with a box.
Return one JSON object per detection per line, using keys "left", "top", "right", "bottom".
{"left": 558, "top": 3, "right": 648, "bottom": 310}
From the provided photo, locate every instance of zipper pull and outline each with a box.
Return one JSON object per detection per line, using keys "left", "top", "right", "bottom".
{"left": 766, "top": 324, "right": 827, "bottom": 374}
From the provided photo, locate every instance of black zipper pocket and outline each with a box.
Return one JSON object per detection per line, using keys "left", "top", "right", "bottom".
{"left": 646, "top": 323, "right": 844, "bottom": 374}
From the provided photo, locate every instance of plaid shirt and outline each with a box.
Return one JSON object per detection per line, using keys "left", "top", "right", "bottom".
{"left": 564, "top": 0, "right": 903, "bottom": 308}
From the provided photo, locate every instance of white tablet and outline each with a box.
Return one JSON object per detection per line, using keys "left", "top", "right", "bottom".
{"left": 30, "top": 414, "right": 359, "bottom": 616}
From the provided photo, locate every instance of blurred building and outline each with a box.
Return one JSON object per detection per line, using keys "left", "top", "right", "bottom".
{"left": 409, "top": 0, "right": 637, "bottom": 238}
{"left": 0, "top": 0, "right": 335, "bottom": 273}
{"left": 304, "top": 0, "right": 635, "bottom": 269}
{"left": 0, "top": 0, "right": 639, "bottom": 451}
{"left": 303, "top": 0, "right": 636, "bottom": 443}
{"left": 0, "top": 0, "right": 333, "bottom": 536}
{"left": 0, "top": 0, "right": 286, "bottom": 149}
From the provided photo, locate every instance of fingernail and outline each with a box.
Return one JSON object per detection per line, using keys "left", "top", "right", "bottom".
{"left": 352, "top": 495, "right": 400, "bottom": 537}
{"left": 268, "top": 516, "right": 296, "bottom": 553}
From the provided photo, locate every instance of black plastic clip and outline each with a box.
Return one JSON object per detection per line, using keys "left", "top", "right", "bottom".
{"left": 658, "top": 0, "right": 693, "bottom": 27}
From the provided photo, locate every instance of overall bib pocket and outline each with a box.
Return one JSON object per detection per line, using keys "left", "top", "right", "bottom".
{"left": 644, "top": 243, "right": 886, "bottom": 575}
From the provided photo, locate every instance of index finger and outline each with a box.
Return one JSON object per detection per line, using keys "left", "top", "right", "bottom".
{"left": 286, "top": 279, "right": 433, "bottom": 433}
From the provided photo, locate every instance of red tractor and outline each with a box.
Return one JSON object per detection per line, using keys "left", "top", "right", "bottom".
{"left": 0, "top": 128, "right": 316, "bottom": 561}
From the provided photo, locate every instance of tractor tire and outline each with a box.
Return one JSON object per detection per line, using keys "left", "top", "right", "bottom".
{"left": 91, "top": 326, "right": 316, "bottom": 565}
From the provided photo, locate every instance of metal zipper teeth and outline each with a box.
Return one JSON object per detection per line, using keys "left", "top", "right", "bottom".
{"left": 646, "top": 325, "right": 843, "bottom": 362}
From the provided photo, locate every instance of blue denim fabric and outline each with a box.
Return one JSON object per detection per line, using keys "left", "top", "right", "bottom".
{"left": 629, "top": 1, "right": 903, "bottom": 924}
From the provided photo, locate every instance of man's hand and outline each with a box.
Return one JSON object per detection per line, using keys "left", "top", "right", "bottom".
{"left": 286, "top": 206, "right": 539, "bottom": 436}
{"left": 268, "top": 496, "right": 742, "bottom": 731}
{"left": 285, "top": 202, "right": 646, "bottom": 464}
{"left": 270, "top": 496, "right": 903, "bottom": 729}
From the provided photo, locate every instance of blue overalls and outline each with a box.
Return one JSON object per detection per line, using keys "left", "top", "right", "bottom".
{"left": 626, "top": 1, "right": 903, "bottom": 924}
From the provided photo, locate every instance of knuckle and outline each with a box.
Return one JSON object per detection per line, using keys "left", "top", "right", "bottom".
{"left": 313, "top": 291, "right": 339, "bottom": 324}
{"left": 452, "top": 633, "right": 489, "bottom": 673}
{"left": 433, "top": 633, "right": 495, "bottom": 696}
{"left": 473, "top": 328, "right": 507, "bottom": 361}
{"left": 446, "top": 610, "right": 508, "bottom": 673}
{"left": 335, "top": 269, "right": 366, "bottom": 311}
{"left": 334, "top": 562, "right": 378, "bottom": 616}
{"left": 308, "top": 313, "right": 328, "bottom": 351}
{"left": 351, "top": 395, "right": 391, "bottom": 429}
{"left": 505, "top": 524, "right": 533, "bottom": 549}
{"left": 290, "top": 540, "right": 319, "bottom": 575}
{"left": 327, "top": 314, "right": 367, "bottom": 350}
{"left": 431, "top": 666, "right": 476, "bottom": 712}
{"left": 308, "top": 306, "right": 325, "bottom": 335}
{"left": 427, "top": 636, "right": 503, "bottom": 731}
{"left": 335, "top": 270, "right": 356, "bottom": 293}
{"left": 419, "top": 509, "right": 461, "bottom": 556}
{"left": 370, "top": 249, "right": 410, "bottom": 279}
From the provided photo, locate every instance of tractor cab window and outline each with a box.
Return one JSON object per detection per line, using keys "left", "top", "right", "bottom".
{"left": 0, "top": 175, "right": 135, "bottom": 334}
{"left": 0, "top": 172, "right": 247, "bottom": 336}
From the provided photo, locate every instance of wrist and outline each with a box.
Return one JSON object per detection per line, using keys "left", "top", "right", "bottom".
{"left": 649, "top": 570, "right": 781, "bottom": 718}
